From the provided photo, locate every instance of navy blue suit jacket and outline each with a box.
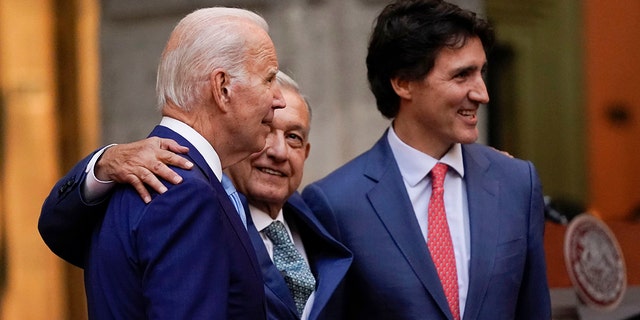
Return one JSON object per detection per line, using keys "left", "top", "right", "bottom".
{"left": 301, "top": 132, "right": 551, "bottom": 319}
{"left": 39, "top": 125, "right": 266, "bottom": 320}
{"left": 243, "top": 192, "right": 352, "bottom": 320}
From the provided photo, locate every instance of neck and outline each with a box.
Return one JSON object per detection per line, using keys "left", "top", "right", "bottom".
{"left": 392, "top": 118, "right": 452, "bottom": 159}
{"left": 252, "top": 201, "right": 284, "bottom": 220}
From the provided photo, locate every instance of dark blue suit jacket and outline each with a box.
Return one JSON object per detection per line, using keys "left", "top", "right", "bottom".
{"left": 243, "top": 192, "right": 352, "bottom": 320}
{"left": 301, "top": 132, "right": 551, "bottom": 320}
{"left": 39, "top": 125, "right": 266, "bottom": 320}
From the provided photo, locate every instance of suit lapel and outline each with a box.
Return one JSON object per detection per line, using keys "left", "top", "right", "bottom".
{"left": 364, "top": 136, "right": 452, "bottom": 317}
{"left": 285, "top": 194, "right": 352, "bottom": 320}
{"left": 460, "top": 145, "right": 499, "bottom": 320}
{"left": 211, "top": 178, "right": 263, "bottom": 280}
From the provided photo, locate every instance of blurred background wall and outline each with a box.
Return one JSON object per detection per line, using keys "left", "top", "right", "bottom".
{"left": 0, "top": 0, "right": 639, "bottom": 319}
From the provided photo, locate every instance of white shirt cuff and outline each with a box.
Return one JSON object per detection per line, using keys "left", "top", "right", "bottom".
{"left": 83, "top": 144, "right": 117, "bottom": 203}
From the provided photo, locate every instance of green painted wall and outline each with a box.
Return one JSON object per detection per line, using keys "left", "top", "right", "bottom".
{"left": 486, "top": 0, "right": 586, "bottom": 208}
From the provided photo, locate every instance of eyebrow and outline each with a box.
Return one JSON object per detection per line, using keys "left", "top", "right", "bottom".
{"left": 451, "top": 64, "right": 481, "bottom": 74}
{"left": 286, "top": 124, "right": 309, "bottom": 136}
{"left": 450, "top": 60, "right": 488, "bottom": 76}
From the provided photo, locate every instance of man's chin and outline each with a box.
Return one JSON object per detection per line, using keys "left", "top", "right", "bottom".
{"left": 457, "top": 130, "right": 479, "bottom": 144}
{"left": 249, "top": 190, "right": 288, "bottom": 206}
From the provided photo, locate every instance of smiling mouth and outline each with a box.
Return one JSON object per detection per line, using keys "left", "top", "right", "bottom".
{"left": 258, "top": 167, "right": 285, "bottom": 177}
{"left": 458, "top": 109, "right": 477, "bottom": 119}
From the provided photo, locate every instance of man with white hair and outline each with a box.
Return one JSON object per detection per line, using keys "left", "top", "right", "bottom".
{"left": 40, "top": 7, "right": 285, "bottom": 319}
{"left": 40, "top": 71, "right": 353, "bottom": 320}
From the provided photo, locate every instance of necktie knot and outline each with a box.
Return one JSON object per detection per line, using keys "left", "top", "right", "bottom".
{"left": 263, "top": 221, "right": 291, "bottom": 247}
{"left": 431, "top": 163, "right": 448, "bottom": 190}
{"left": 263, "top": 220, "right": 316, "bottom": 316}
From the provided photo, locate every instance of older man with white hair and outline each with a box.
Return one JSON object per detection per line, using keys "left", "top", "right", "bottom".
{"left": 40, "top": 7, "right": 285, "bottom": 319}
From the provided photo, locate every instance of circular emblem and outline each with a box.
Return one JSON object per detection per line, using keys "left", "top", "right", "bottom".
{"left": 564, "top": 214, "right": 626, "bottom": 309}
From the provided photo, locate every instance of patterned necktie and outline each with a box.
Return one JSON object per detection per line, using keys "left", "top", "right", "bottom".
{"left": 427, "top": 163, "right": 460, "bottom": 320}
{"left": 263, "top": 220, "right": 316, "bottom": 316}
{"left": 221, "top": 174, "right": 247, "bottom": 229}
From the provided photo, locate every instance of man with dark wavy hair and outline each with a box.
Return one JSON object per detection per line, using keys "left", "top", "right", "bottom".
{"left": 302, "top": 1, "right": 551, "bottom": 319}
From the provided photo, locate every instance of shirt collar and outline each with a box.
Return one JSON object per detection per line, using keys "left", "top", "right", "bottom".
{"left": 250, "top": 205, "right": 285, "bottom": 233}
{"left": 387, "top": 124, "right": 464, "bottom": 187}
{"left": 159, "top": 116, "right": 222, "bottom": 182}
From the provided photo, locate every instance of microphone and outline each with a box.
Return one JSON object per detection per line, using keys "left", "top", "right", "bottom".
{"left": 544, "top": 196, "right": 569, "bottom": 224}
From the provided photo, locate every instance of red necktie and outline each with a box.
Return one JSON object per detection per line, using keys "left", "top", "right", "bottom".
{"left": 427, "top": 163, "right": 460, "bottom": 320}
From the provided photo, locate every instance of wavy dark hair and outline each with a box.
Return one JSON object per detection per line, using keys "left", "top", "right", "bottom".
{"left": 366, "top": 0, "right": 494, "bottom": 118}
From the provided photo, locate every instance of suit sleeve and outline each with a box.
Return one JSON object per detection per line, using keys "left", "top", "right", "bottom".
{"left": 515, "top": 162, "right": 552, "bottom": 319}
{"left": 136, "top": 179, "right": 229, "bottom": 319}
{"left": 38, "top": 149, "right": 111, "bottom": 267}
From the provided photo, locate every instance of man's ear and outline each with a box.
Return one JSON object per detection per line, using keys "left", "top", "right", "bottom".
{"left": 304, "top": 142, "right": 311, "bottom": 160}
{"left": 210, "top": 69, "right": 231, "bottom": 111}
{"left": 390, "top": 77, "right": 412, "bottom": 100}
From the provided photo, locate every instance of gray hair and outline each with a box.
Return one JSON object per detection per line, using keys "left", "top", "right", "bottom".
{"left": 276, "top": 71, "right": 312, "bottom": 121}
{"left": 156, "top": 7, "right": 269, "bottom": 110}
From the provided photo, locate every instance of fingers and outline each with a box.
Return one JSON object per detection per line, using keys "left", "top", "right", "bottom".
{"left": 159, "top": 150, "right": 193, "bottom": 172}
{"left": 94, "top": 137, "right": 193, "bottom": 203}
{"left": 155, "top": 138, "right": 193, "bottom": 171}
{"left": 147, "top": 157, "right": 184, "bottom": 185}
{"left": 122, "top": 170, "right": 167, "bottom": 204}
{"left": 159, "top": 138, "right": 190, "bottom": 154}
{"left": 129, "top": 178, "right": 154, "bottom": 204}
{"left": 490, "top": 146, "right": 514, "bottom": 158}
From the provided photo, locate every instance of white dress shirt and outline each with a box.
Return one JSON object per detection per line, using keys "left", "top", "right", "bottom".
{"left": 250, "top": 205, "right": 315, "bottom": 320}
{"left": 387, "top": 125, "right": 470, "bottom": 317}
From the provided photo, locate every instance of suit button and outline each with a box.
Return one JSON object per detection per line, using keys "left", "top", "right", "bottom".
{"left": 58, "top": 178, "right": 76, "bottom": 195}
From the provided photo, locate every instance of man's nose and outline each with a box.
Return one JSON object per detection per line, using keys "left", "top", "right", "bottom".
{"left": 272, "top": 86, "right": 286, "bottom": 110}
{"left": 264, "top": 131, "right": 287, "bottom": 160}
{"left": 469, "top": 77, "right": 489, "bottom": 104}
